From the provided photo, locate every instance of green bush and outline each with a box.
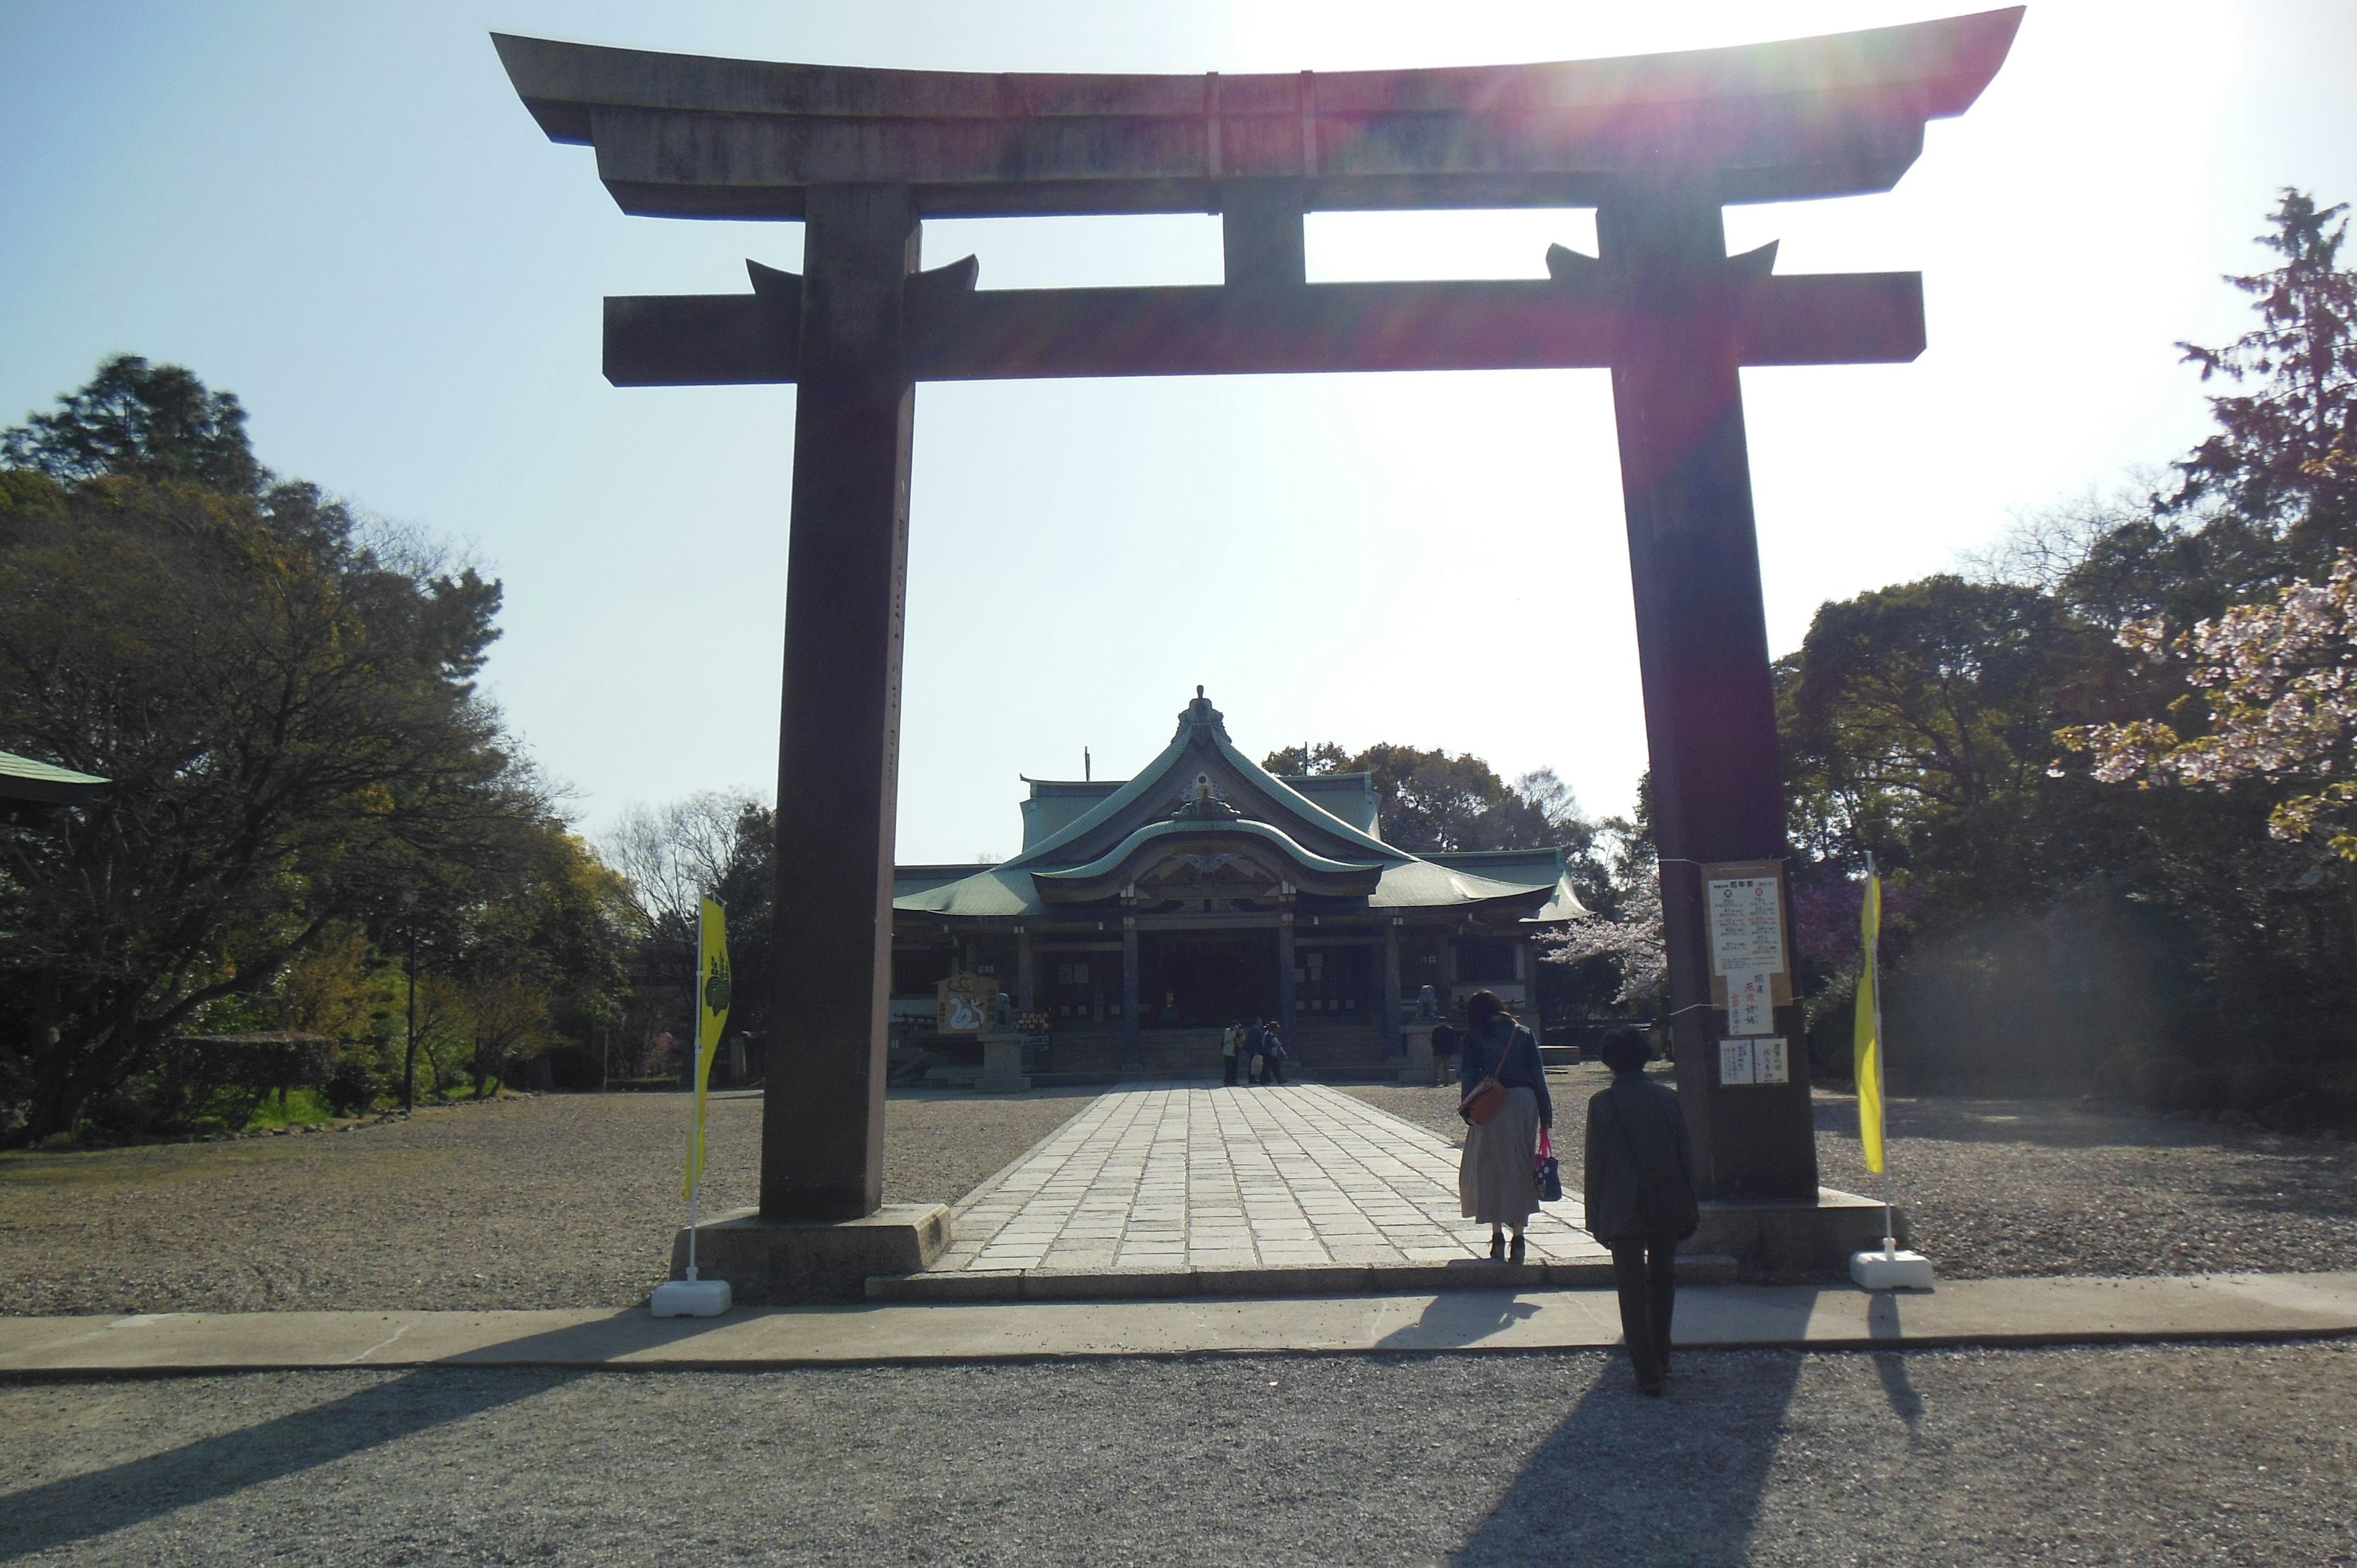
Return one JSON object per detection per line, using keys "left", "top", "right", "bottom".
{"left": 321, "top": 1048, "right": 386, "bottom": 1117}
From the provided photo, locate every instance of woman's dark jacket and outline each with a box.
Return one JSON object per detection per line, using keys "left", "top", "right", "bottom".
{"left": 1581, "top": 1073, "right": 1698, "bottom": 1244}
{"left": 1460, "top": 1018, "right": 1552, "bottom": 1130}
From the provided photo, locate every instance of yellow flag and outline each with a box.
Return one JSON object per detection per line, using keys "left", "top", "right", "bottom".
{"left": 685, "top": 897, "right": 731, "bottom": 1200}
{"left": 1854, "top": 868, "right": 1886, "bottom": 1175}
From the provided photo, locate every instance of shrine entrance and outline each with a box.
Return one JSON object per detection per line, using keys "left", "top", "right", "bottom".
{"left": 1141, "top": 933, "right": 1279, "bottom": 1032}
{"left": 497, "top": 9, "right": 2024, "bottom": 1222}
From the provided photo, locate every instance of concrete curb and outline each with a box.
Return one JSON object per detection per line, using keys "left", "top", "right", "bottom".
{"left": 2, "top": 1272, "right": 2350, "bottom": 1378}
{"left": 865, "top": 1255, "right": 1738, "bottom": 1302}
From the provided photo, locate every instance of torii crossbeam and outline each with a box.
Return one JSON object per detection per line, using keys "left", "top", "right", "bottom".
{"left": 499, "top": 10, "right": 2021, "bottom": 1222}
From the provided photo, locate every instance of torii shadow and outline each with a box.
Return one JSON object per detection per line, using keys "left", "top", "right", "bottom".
{"left": 0, "top": 1310, "right": 735, "bottom": 1562}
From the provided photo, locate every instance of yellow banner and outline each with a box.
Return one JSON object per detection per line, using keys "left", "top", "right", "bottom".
{"left": 686, "top": 896, "right": 731, "bottom": 1200}
{"left": 1854, "top": 870, "right": 1886, "bottom": 1175}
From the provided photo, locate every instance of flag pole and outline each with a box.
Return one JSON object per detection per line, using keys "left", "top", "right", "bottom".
{"left": 1866, "top": 851, "right": 1894, "bottom": 1261}
{"left": 686, "top": 901, "right": 705, "bottom": 1284}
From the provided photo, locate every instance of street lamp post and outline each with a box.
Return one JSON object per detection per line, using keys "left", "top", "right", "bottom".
{"left": 401, "top": 890, "right": 420, "bottom": 1113}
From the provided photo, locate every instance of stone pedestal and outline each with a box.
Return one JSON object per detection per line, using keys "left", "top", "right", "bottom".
{"left": 977, "top": 1032, "right": 1031, "bottom": 1093}
{"left": 669, "top": 1204, "right": 951, "bottom": 1304}
{"left": 1681, "top": 1188, "right": 1905, "bottom": 1275}
{"left": 1399, "top": 1024, "right": 1435, "bottom": 1084}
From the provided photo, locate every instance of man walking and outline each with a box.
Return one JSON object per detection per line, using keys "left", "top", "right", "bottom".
{"left": 1582, "top": 1026, "right": 1698, "bottom": 1395}
{"left": 1430, "top": 1013, "right": 1459, "bottom": 1087}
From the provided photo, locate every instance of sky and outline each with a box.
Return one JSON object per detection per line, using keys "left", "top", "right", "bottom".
{"left": 4, "top": 1, "right": 2355, "bottom": 863}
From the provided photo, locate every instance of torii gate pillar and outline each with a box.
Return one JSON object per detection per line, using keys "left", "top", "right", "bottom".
{"left": 1603, "top": 181, "right": 1817, "bottom": 1199}
{"left": 767, "top": 187, "right": 919, "bottom": 1219}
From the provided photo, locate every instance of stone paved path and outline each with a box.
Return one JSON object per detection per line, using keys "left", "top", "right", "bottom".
{"left": 932, "top": 1084, "right": 1605, "bottom": 1273}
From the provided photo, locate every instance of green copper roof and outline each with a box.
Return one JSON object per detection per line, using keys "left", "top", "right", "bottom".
{"left": 1275, "top": 772, "right": 1380, "bottom": 835}
{"left": 1037, "top": 817, "right": 1385, "bottom": 884}
{"left": 0, "top": 749, "right": 109, "bottom": 806}
{"left": 1006, "top": 692, "right": 1403, "bottom": 870}
{"left": 893, "top": 690, "right": 1587, "bottom": 924}
{"left": 1018, "top": 778, "right": 1123, "bottom": 852}
{"left": 895, "top": 866, "right": 1040, "bottom": 918}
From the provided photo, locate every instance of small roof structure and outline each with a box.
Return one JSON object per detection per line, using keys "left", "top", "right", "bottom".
{"left": 0, "top": 749, "right": 108, "bottom": 808}
{"left": 894, "top": 690, "right": 1584, "bottom": 925}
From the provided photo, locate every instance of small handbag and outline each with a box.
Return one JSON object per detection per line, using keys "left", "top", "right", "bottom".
{"left": 1535, "top": 1128, "right": 1564, "bottom": 1203}
{"left": 1460, "top": 1079, "right": 1507, "bottom": 1126}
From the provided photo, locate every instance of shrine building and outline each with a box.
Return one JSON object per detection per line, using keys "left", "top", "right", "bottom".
{"left": 891, "top": 689, "right": 1584, "bottom": 1078}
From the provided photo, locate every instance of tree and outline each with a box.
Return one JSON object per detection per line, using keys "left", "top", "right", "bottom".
{"left": 1541, "top": 873, "right": 1664, "bottom": 1007}
{"left": 2170, "top": 190, "right": 2357, "bottom": 569}
{"left": 463, "top": 975, "right": 555, "bottom": 1096}
{"left": 602, "top": 789, "right": 765, "bottom": 1042}
{"left": 603, "top": 790, "right": 763, "bottom": 933}
{"left": 3, "top": 354, "right": 266, "bottom": 495}
{"left": 2062, "top": 549, "right": 2357, "bottom": 857}
{"left": 1261, "top": 741, "right": 1592, "bottom": 857}
{"left": 0, "top": 360, "right": 559, "bottom": 1141}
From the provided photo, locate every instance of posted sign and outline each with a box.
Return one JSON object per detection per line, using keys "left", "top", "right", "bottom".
{"left": 1701, "top": 859, "right": 1794, "bottom": 1082}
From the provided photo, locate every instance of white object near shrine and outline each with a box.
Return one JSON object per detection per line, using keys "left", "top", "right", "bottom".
{"left": 1851, "top": 1246, "right": 1936, "bottom": 1292}
{"left": 651, "top": 1275, "right": 732, "bottom": 1317}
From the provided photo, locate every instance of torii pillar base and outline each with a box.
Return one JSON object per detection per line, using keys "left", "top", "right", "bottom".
{"left": 1681, "top": 1189, "right": 1908, "bottom": 1276}
{"left": 668, "top": 1203, "right": 951, "bottom": 1305}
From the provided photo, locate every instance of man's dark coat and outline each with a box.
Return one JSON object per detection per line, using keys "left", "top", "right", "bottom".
{"left": 1581, "top": 1075, "right": 1699, "bottom": 1243}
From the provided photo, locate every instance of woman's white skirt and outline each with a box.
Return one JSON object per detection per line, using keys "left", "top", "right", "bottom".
{"left": 1460, "top": 1084, "right": 1541, "bottom": 1230}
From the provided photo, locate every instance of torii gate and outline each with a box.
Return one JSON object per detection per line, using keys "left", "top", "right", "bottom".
{"left": 498, "top": 10, "right": 2021, "bottom": 1226}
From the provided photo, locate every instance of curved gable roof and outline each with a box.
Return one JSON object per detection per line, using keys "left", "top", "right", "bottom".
{"left": 1008, "top": 691, "right": 1404, "bottom": 870}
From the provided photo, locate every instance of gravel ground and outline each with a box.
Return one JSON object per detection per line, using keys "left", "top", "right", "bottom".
{"left": 0, "top": 1088, "right": 1094, "bottom": 1316}
{"left": 7, "top": 1073, "right": 2353, "bottom": 1314}
{"left": 0, "top": 1342, "right": 2348, "bottom": 1565}
{"left": 1349, "top": 1067, "right": 2357, "bottom": 1280}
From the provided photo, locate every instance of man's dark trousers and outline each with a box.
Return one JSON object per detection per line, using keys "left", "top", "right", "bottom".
{"left": 1609, "top": 1237, "right": 1680, "bottom": 1387}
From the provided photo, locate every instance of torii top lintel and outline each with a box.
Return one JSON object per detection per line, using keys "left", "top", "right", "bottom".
{"left": 493, "top": 9, "right": 2021, "bottom": 221}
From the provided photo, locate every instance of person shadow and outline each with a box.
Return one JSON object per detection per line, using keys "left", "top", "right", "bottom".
{"left": 0, "top": 1310, "right": 738, "bottom": 1562}
{"left": 1373, "top": 1288, "right": 1547, "bottom": 1350}
{"left": 1446, "top": 1346, "right": 1809, "bottom": 1566}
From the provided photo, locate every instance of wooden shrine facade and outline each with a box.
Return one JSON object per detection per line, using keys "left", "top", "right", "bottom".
{"left": 889, "top": 691, "right": 1582, "bottom": 1078}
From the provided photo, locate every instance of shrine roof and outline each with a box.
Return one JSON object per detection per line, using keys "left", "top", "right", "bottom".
{"left": 891, "top": 690, "right": 1587, "bottom": 922}
{"left": 0, "top": 749, "right": 108, "bottom": 807}
{"left": 1426, "top": 849, "right": 1589, "bottom": 922}
{"left": 1035, "top": 817, "right": 1385, "bottom": 886}
{"left": 1275, "top": 772, "right": 1380, "bottom": 835}
{"left": 495, "top": 9, "right": 2022, "bottom": 219}
{"left": 1018, "top": 778, "right": 1123, "bottom": 853}
{"left": 1003, "top": 690, "right": 1403, "bottom": 871}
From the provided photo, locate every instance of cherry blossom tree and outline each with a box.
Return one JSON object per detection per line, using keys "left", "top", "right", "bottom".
{"left": 2061, "top": 550, "right": 2357, "bottom": 856}
{"left": 1539, "top": 873, "right": 1664, "bottom": 1006}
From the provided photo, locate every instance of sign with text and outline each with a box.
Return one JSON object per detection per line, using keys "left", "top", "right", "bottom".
{"left": 1718, "top": 1037, "right": 1790, "bottom": 1087}
{"left": 1701, "top": 859, "right": 1793, "bottom": 1012}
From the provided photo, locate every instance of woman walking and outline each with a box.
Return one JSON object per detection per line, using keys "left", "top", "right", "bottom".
{"left": 1456, "top": 990, "right": 1550, "bottom": 1263}
{"left": 1582, "top": 1025, "right": 1699, "bottom": 1396}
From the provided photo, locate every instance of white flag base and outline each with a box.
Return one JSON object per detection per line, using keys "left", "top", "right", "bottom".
{"left": 1850, "top": 1249, "right": 1935, "bottom": 1291}
{"left": 651, "top": 1277, "right": 733, "bottom": 1318}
